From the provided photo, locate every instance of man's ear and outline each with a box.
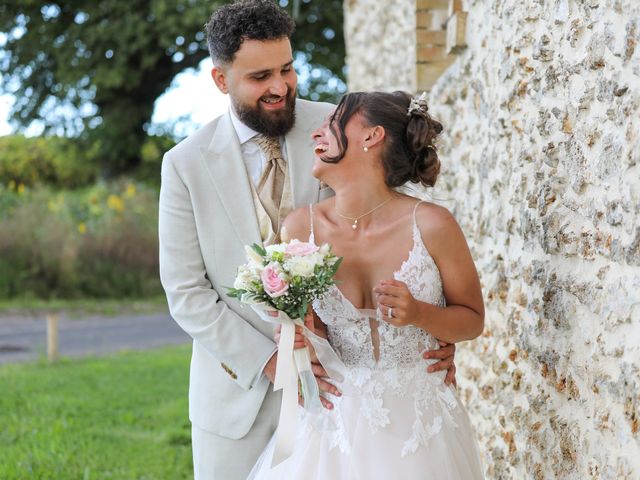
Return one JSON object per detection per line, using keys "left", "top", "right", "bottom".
{"left": 211, "top": 66, "right": 228, "bottom": 94}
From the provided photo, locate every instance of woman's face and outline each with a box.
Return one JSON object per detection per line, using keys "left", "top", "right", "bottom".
{"left": 311, "top": 110, "right": 339, "bottom": 161}
{"left": 310, "top": 110, "right": 367, "bottom": 181}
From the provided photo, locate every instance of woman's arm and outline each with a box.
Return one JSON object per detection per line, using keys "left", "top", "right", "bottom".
{"left": 374, "top": 204, "right": 484, "bottom": 344}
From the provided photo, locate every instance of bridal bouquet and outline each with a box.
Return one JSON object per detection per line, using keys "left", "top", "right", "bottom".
{"left": 227, "top": 239, "right": 342, "bottom": 321}
{"left": 227, "top": 239, "right": 343, "bottom": 465}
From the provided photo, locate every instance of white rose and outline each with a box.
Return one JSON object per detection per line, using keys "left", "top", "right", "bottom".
{"left": 312, "top": 252, "right": 326, "bottom": 266}
{"left": 319, "top": 243, "right": 331, "bottom": 256}
{"left": 234, "top": 264, "right": 258, "bottom": 290}
{"left": 284, "top": 256, "right": 316, "bottom": 277}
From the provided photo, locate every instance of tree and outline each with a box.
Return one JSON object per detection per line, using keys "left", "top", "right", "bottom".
{"left": 0, "top": 0, "right": 345, "bottom": 175}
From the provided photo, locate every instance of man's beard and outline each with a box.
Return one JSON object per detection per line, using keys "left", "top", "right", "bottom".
{"left": 232, "top": 89, "right": 297, "bottom": 137}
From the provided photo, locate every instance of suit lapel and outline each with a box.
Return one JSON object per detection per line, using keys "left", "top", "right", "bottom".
{"left": 199, "top": 112, "right": 262, "bottom": 247}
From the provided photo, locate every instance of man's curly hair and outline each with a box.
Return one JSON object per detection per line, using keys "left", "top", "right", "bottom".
{"left": 205, "top": 0, "right": 295, "bottom": 65}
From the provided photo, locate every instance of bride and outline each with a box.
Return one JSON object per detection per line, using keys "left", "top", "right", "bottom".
{"left": 250, "top": 91, "right": 485, "bottom": 479}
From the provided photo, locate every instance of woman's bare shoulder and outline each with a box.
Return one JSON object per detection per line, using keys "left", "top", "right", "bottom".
{"left": 414, "top": 201, "right": 466, "bottom": 254}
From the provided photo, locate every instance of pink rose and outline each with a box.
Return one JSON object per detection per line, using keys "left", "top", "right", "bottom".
{"left": 285, "top": 240, "right": 319, "bottom": 256}
{"left": 261, "top": 263, "right": 289, "bottom": 297}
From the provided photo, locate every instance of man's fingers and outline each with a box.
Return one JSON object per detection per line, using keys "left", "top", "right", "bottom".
{"left": 427, "top": 357, "right": 453, "bottom": 373}
{"left": 423, "top": 347, "right": 454, "bottom": 360}
{"left": 445, "top": 365, "right": 457, "bottom": 387}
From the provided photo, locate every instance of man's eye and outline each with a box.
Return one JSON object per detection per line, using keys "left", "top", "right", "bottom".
{"left": 282, "top": 66, "right": 291, "bottom": 73}
{"left": 253, "top": 74, "right": 268, "bottom": 81}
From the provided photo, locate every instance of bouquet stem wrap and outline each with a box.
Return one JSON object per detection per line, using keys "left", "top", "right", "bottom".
{"left": 251, "top": 304, "right": 349, "bottom": 467}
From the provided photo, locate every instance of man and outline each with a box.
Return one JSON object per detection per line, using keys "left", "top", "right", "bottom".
{"left": 159, "top": 1, "right": 456, "bottom": 478}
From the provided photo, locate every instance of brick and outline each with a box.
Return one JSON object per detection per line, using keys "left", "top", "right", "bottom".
{"left": 416, "top": 11, "right": 433, "bottom": 29}
{"left": 417, "top": 45, "right": 448, "bottom": 62}
{"left": 448, "top": 0, "right": 463, "bottom": 17}
{"left": 417, "top": 29, "right": 447, "bottom": 46}
{"left": 416, "top": 0, "right": 448, "bottom": 9}
{"left": 446, "top": 11, "right": 468, "bottom": 54}
{"left": 417, "top": 9, "right": 449, "bottom": 30}
{"left": 416, "top": 58, "right": 456, "bottom": 90}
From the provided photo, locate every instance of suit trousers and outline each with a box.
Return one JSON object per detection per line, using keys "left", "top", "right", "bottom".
{"left": 192, "top": 388, "right": 280, "bottom": 480}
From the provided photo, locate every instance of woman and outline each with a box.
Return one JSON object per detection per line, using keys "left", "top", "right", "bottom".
{"left": 250, "top": 91, "right": 485, "bottom": 479}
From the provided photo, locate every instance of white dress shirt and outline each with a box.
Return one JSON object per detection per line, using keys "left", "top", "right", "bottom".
{"left": 229, "top": 107, "right": 288, "bottom": 186}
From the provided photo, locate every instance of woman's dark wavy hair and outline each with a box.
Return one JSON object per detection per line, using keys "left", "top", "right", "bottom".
{"left": 205, "top": 0, "right": 295, "bottom": 65}
{"left": 324, "top": 91, "right": 443, "bottom": 188}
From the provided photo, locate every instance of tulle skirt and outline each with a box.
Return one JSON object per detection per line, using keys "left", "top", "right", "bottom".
{"left": 248, "top": 369, "right": 484, "bottom": 480}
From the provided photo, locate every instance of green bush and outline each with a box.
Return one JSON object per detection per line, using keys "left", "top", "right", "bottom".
{"left": 0, "top": 180, "right": 161, "bottom": 299}
{"left": 0, "top": 135, "right": 98, "bottom": 188}
{"left": 0, "top": 134, "right": 175, "bottom": 189}
{"left": 136, "top": 135, "right": 176, "bottom": 188}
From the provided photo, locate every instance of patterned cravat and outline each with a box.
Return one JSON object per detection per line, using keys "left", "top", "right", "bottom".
{"left": 254, "top": 134, "right": 287, "bottom": 231}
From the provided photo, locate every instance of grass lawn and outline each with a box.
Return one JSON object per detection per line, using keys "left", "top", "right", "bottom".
{"left": 0, "top": 345, "right": 193, "bottom": 479}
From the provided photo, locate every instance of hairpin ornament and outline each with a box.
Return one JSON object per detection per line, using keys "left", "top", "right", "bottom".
{"left": 407, "top": 91, "right": 429, "bottom": 116}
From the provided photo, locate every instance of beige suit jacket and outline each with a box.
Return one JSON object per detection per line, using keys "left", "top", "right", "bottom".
{"left": 159, "top": 99, "right": 335, "bottom": 439}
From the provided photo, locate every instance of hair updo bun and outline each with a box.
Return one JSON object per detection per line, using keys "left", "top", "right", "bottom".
{"left": 321, "top": 91, "right": 443, "bottom": 188}
{"left": 405, "top": 94, "right": 443, "bottom": 187}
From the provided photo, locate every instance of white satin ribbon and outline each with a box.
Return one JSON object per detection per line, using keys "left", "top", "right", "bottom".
{"left": 251, "top": 303, "right": 351, "bottom": 467}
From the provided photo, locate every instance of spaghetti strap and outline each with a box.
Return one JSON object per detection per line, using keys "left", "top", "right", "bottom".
{"left": 412, "top": 200, "right": 426, "bottom": 239}
{"left": 308, "top": 204, "right": 316, "bottom": 244}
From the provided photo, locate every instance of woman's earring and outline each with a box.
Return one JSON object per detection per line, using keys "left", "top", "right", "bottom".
{"left": 363, "top": 145, "right": 369, "bottom": 152}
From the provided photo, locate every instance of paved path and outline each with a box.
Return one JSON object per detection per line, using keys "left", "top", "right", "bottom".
{"left": 0, "top": 312, "right": 190, "bottom": 365}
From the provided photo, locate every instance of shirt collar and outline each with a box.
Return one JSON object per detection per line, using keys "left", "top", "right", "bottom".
{"left": 229, "top": 106, "right": 259, "bottom": 145}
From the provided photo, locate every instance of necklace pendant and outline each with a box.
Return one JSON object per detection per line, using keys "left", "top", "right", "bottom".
{"left": 352, "top": 219, "right": 358, "bottom": 230}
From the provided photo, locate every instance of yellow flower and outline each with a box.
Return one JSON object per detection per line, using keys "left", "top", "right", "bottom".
{"left": 125, "top": 183, "right": 136, "bottom": 198}
{"left": 48, "top": 199, "right": 58, "bottom": 212}
{"left": 17, "top": 183, "right": 25, "bottom": 194}
{"left": 8, "top": 180, "right": 16, "bottom": 190}
{"left": 107, "top": 194, "right": 125, "bottom": 213}
{"left": 78, "top": 222, "right": 87, "bottom": 234}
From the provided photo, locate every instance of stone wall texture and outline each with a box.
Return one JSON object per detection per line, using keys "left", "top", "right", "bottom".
{"left": 345, "top": 0, "right": 640, "bottom": 478}
{"left": 344, "top": 0, "right": 416, "bottom": 92}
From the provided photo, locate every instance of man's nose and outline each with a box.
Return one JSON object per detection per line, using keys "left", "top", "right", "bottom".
{"left": 268, "top": 74, "right": 287, "bottom": 97}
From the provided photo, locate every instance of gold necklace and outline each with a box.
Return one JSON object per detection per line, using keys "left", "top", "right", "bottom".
{"left": 335, "top": 197, "right": 392, "bottom": 230}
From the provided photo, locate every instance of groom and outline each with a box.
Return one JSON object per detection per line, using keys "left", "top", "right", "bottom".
{"left": 159, "top": 1, "right": 457, "bottom": 479}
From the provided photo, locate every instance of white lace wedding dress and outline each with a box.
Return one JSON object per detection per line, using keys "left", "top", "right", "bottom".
{"left": 249, "top": 202, "right": 484, "bottom": 479}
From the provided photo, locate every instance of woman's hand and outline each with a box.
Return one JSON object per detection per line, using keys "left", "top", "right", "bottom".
{"left": 373, "top": 279, "right": 421, "bottom": 327}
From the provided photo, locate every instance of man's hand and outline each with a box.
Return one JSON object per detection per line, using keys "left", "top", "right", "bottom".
{"left": 423, "top": 341, "right": 457, "bottom": 387}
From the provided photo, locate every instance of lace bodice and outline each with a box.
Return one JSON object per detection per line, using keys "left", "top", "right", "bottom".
{"left": 307, "top": 202, "right": 459, "bottom": 457}
{"left": 312, "top": 202, "right": 445, "bottom": 370}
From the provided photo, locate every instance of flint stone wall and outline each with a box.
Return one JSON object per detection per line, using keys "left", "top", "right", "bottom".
{"left": 345, "top": 0, "right": 640, "bottom": 478}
